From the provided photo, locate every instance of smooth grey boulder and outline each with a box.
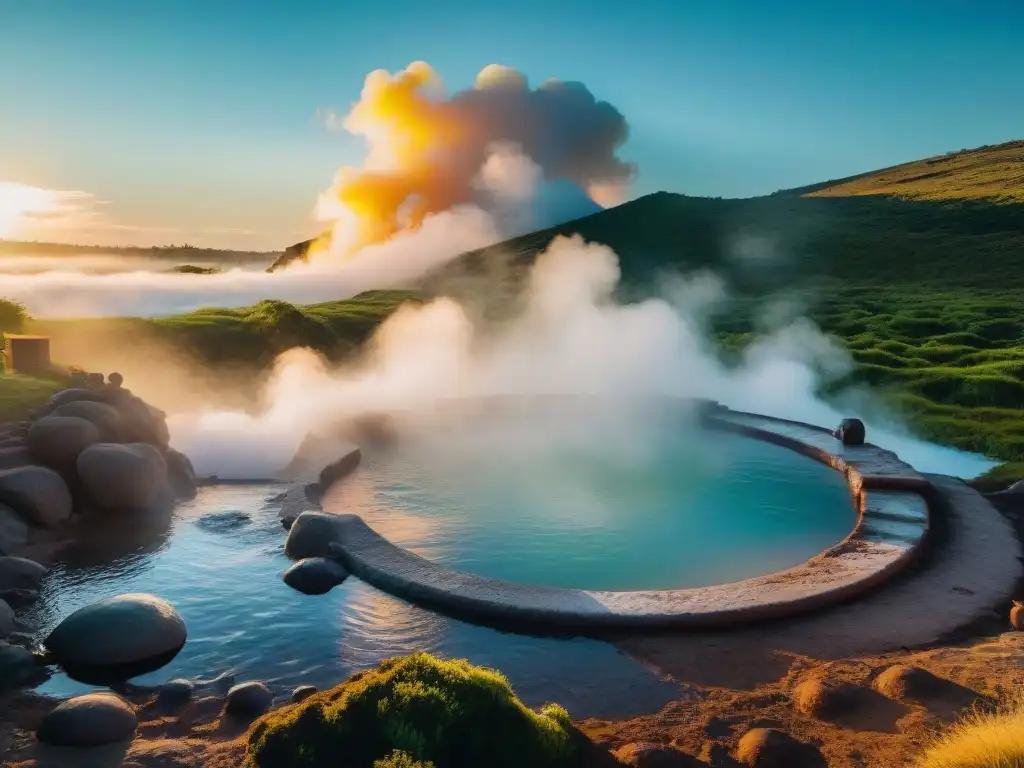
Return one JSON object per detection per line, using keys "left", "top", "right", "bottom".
{"left": 0, "top": 503, "right": 29, "bottom": 553}
{"left": 225, "top": 681, "right": 273, "bottom": 717}
{"left": 27, "top": 416, "right": 101, "bottom": 470}
{"left": 0, "top": 641, "right": 39, "bottom": 688}
{"left": 0, "top": 446, "right": 32, "bottom": 471}
{"left": 284, "top": 511, "right": 345, "bottom": 560}
{"left": 36, "top": 692, "right": 138, "bottom": 747}
{"left": 44, "top": 593, "right": 186, "bottom": 682}
{"left": 114, "top": 396, "right": 170, "bottom": 447}
{"left": 0, "top": 556, "right": 47, "bottom": 591}
{"left": 44, "top": 388, "right": 107, "bottom": 412}
{"left": 0, "top": 599, "right": 15, "bottom": 637}
{"left": 291, "top": 685, "right": 317, "bottom": 703}
{"left": 77, "top": 442, "right": 169, "bottom": 511}
{"left": 0, "top": 466, "right": 72, "bottom": 528}
{"left": 51, "top": 400, "right": 123, "bottom": 441}
{"left": 156, "top": 678, "right": 194, "bottom": 710}
{"left": 0, "top": 588, "right": 40, "bottom": 608}
{"left": 283, "top": 557, "right": 348, "bottom": 595}
{"left": 166, "top": 448, "right": 197, "bottom": 499}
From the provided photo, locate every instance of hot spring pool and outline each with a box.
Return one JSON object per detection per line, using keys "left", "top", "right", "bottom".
{"left": 27, "top": 405, "right": 856, "bottom": 716}
{"left": 331, "top": 409, "right": 857, "bottom": 591}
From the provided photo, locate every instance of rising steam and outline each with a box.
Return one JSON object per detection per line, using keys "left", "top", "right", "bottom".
{"left": 309, "top": 62, "right": 632, "bottom": 262}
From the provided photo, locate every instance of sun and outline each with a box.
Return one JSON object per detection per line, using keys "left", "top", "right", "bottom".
{"left": 0, "top": 182, "right": 57, "bottom": 239}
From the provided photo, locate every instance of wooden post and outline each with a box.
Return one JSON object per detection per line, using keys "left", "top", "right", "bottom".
{"left": 2, "top": 335, "right": 52, "bottom": 376}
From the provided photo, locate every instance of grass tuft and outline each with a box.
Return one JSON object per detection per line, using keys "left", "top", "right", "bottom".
{"left": 917, "top": 695, "right": 1024, "bottom": 768}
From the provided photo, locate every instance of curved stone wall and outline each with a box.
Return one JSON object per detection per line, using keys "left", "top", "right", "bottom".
{"left": 306, "top": 403, "right": 932, "bottom": 630}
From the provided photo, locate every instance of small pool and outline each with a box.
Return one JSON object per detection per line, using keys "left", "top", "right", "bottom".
{"left": 331, "top": 404, "right": 856, "bottom": 591}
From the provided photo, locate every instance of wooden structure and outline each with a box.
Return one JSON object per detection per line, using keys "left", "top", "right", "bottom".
{"left": 2, "top": 334, "right": 52, "bottom": 376}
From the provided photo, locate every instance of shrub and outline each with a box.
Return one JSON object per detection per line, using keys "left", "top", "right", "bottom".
{"left": 375, "top": 752, "right": 434, "bottom": 768}
{"left": 0, "top": 297, "right": 29, "bottom": 335}
{"left": 245, "top": 653, "right": 580, "bottom": 768}
{"left": 916, "top": 696, "right": 1024, "bottom": 767}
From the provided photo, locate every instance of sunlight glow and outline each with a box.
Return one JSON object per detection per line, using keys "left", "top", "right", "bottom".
{"left": 0, "top": 182, "right": 62, "bottom": 238}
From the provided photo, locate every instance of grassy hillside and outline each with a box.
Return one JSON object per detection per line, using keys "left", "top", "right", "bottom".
{"left": 3, "top": 142, "right": 1022, "bottom": 483}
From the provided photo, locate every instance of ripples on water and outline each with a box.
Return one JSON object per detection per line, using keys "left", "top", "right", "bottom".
{"left": 29, "top": 416, "right": 856, "bottom": 717}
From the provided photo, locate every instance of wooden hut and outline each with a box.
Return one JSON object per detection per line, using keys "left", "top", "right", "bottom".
{"left": 2, "top": 334, "right": 52, "bottom": 376}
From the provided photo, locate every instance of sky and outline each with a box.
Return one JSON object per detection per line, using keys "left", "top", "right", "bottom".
{"left": 1, "top": 0, "right": 1022, "bottom": 250}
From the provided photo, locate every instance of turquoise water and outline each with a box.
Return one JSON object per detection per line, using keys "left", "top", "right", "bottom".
{"left": 26, "top": 407, "right": 853, "bottom": 715}
{"left": 333, "top": 410, "right": 857, "bottom": 591}
{"left": 28, "top": 485, "right": 683, "bottom": 717}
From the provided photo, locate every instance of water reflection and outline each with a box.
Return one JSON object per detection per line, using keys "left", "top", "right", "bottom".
{"left": 33, "top": 485, "right": 680, "bottom": 720}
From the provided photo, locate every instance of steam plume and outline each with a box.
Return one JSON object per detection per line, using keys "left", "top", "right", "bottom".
{"left": 309, "top": 62, "right": 633, "bottom": 262}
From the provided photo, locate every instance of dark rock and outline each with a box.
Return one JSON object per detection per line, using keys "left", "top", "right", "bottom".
{"left": 77, "top": 443, "right": 169, "bottom": 511}
{"left": 44, "top": 593, "right": 186, "bottom": 684}
{"left": 0, "top": 598, "right": 15, "bottom": 637}
{"left": 6, "top": 631, "right": 35, "bottom": 649}
{"left": 281, "top": 515, "right": 296, "bottom": 530}
{"left": 36, "top": 692, "right": 138, "bottom": 746}
{"left": 196, "top": 510, "right": 251, "bottom": 532}
{"left": 0, "top": 465, "right": 73, "bottom": 528}
{"left": 225, "top": 681, "right": 273, "bottom": 717}
{"left": 266, "top": 239, "right": 313, "bottom": 273}
{"left": 51, "top": 400, "right": 123, "bottom": 441}
{"left": 87, "top": 372, "right": 106, "bottom": 389}
{"left": 27, "top": 415, "right": 101, "bottom": 472}
{"left": 284, "top": 511, "right": 345, "bottom": 560}
{"left": 108, "top": 372, "right": 124, "bottom": 388}
{"left": 614, "top": 742, "right": 702, "bottom": 767}
{"left": 156, "top": 678, "right": 194, "bottom": 710}
{"left": 166, "top": 448, "right": 197, "bottom": 500}
{"left": 735, "top": 728, "right": 825, "bottom": 767}
{"left": 114, "top": 396, "right": 170, "bottom": 446}
{"left": 0, "top": 446, "right": 33, "bottom": 471}
{"left": 833, "top": 418, "right": 866, "bottom": 446}
{"left": 0, "top": 556, "right": 47, "bottom": 591}
{"left": 0, "top": 588, "right": 40, "bottom": 608}
{"left": 290, "top": 685, "right": 317, "bottom": 703}
{"left": 45, "top": 388, "right": 108, "bottom": 412}
{"left": 0, "top": 640, "right": 40, "bottom": 688}
{"left": 0, "top": 503, "right": 29, "bottom": 553}
{"left": 283, "top": 557, "right": 348, "bottom": 595}
{"left": 1012, "top": 601, "right": 1024, "bottom": 630}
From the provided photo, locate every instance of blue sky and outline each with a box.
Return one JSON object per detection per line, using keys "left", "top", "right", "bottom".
{"left": 1, "top": 0, "right": 1022, "bottom": 249}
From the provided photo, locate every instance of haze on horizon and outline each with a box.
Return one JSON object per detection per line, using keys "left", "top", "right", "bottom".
{"left": 2, "top": 0, "right": 1022, "bottom": 251}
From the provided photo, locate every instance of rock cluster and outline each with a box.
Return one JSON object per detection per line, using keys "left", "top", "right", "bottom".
{"left": 0, "top": 373, "right": 197, "bottom": 553}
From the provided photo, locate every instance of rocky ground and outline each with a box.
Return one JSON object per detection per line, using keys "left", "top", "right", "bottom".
{"left": 2, "top": 380, "right": 1023, "bottom": 767}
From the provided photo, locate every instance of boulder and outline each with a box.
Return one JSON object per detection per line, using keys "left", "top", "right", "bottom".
{"left": 0, "top": 446, "right": 33, "bottom": 471}
{"left": 36, "top": 692, "right": 138, "bottom": 747}
{"left": 44, "top": 593, "right": 186, "bottom": 683}
{"left": 283, "top": 557, "right": 349, "bottom": 595}
{"left": 0, "top": 503, "right": 29, "bottom": 553}
{"left": 613, "top": 742, "right": 701, "bottom": 767}
{"left": 51, "top": 400, "right": 123, "bottom": 441}
{"left": 735, "top": 728, "right": 824, "bottom": 768}
{"left": 45, "top": 388, "right": 108, "bottom": 412}
{"left": 0, "top": 640, "right": 39, "bottom": 688}
{"left": 225, "top": 681, "right": 273, "bottom": 717}
{"left": 156, "top": 678, "right": 194, "bottom": 710}
{"left": 115, "top": 396, "right": 170, "bottom": 446}
{"left": 0, "top": 466, "right": 72, "bottom": 528}
{"left": 0, "top": 556, "right": 47, "bottom": 591}
{"left": 77, "top": 443, "right": 169, "bottom": 511}
{"left": 27, "top": 415, "right": 101, "bottom": 471}
{"left": 196, "top": 510, "right": 251, "bottom": 532}
{"left": 166, "top": 448, "right": 197, "bottom": 499}
{"left": 872, "top": 664, "right": 961, "bottom": 704}
{"left": 1012, "top": 601, "right": 1024, "bottom": 631}
{"left": 0, "top": 588, "right": 40, "bottom": 608}
{"left": 793, "top": 676, "right": 862, "bottom": 719}
{"left": 0, "top": 599, "right": 14, "bottom": 637}
{"left": 284, "top": 511, "right": 345, "bottom": 560}
{"left": 291, "top": 685, "right": 317, "bottom": 703}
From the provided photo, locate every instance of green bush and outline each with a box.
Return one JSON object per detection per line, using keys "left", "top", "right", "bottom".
{"left": 0, "top": 297, "right": 29, "bottom": 335}
{"left": 375, "top": 752, "right": 435, "bottom": 768}
{"left": 245, "top": 653, "right": 580, "bottom": 768}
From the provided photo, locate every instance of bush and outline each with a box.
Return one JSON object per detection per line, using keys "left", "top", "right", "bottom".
{"left": 916, "top": 696, "right": 1024, "bottom": 767}
{"left": 0, "top": 297, "right": 29, "bottom": 335}
{"left": 245, "top": 653, "right": 580, "bottom": 768}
